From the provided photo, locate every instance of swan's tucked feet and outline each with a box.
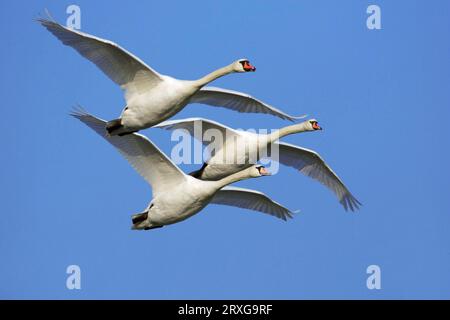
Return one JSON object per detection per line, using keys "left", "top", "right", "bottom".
{"left": 131, "top": 212, "right": 148, "bottom": 225}
{"left": 189, "top": 163, "right": 208, "bottom": 178}
{"left": 118, "top": 131, "right": 136, "bottom": 137}
{"left": 144, "top": 226, "right": 163, "bottom": 231}
{"left": 106, "top": 118, "right": 123, "bottom": 135}
{"left": 131, "top": 211, "right": 163, "bottom": 230}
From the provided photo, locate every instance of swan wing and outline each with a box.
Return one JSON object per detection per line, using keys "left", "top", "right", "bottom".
{"left": 189, "top": 87, "right": 306, "bottom": 121}
{"left": 211, "top": 186, "right": 294, "bottom": 221}
{"left": 275, "top": 142, "right": 361, "bottom": 211}
{"left": 71, "top": 108, "right": 185, "bottom": 196}
{"left": 154, "top": 117, "right": 240, "bottom": 146}
{"left": 38, "top": 18, "right": 163, "bottom": 99}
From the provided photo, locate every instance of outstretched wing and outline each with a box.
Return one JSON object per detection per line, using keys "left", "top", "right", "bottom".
{"left": 71, "top": 108, "right": 185, "bottom": 196}
{"left": 154, "top": 117, "right": 242, "bottom": 162}
{"left": 154, "top": 117, "right": 240, "bottom": 144}
{"left": 211, "top": 186, "right": 295, "bottom": 221}
{"left": 189, "top": 87, "right": 306, "bottom": 121}
{"left": 275, "top": 142, "right": 361, "bottom": 211}
{"left": 38, "top": 18, "right": 163, "bottom": 99}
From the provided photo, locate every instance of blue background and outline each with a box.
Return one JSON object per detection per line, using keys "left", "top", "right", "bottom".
{"left": 1, "top": 0, "right": 449, "bottom": 299}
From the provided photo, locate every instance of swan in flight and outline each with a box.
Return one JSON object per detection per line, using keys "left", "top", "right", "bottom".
{"left": 155, "top": 118, "right": 361, "bottom": 211}
{"left": 70, "top": 109, "right": 295, "bottom": 230}
{"left": 38, "top": 17, "right": 305, "bottom": 135}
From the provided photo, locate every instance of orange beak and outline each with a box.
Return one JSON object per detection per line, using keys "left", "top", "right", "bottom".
{"left": 243, "top": 61, "right": 256, "bottom": 72}
{"left": 312, "top": 122, "right": 322, "bottom": 130}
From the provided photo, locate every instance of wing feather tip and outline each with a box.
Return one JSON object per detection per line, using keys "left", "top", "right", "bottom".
{"left": 69, "top": 105, "right": 88, "bottom": 119}
{"left": 36, "top": 9, "right": 58, "bottom": 26}
{"left": 285, "top": 209, "right": 299, "bottom": 220}
{"left": 340, "top": 194, "right": 362, "bottom": 212}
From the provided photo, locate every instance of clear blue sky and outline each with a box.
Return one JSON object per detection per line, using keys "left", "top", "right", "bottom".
{"left": 1, "top": 0, "right": 450, "bottom": 299}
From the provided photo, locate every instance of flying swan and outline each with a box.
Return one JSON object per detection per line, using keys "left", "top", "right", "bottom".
{"left": 38, "top": 17, "right": 305, "bottom": 135}
{"left": 71, "top": 109, "right": 295, "bottom": 230}
{"left": 155, "top": 118, "right": 361, "bottom": 211}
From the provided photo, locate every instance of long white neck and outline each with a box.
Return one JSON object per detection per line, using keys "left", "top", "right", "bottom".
{"left": 268, "top": 122, "right": 311, "bottom": 143}
{"left": 194, "top": 64, "right": 235, "bottom": 88}
{"left": 215, "top": 167, "right": 254, "bottom": 189}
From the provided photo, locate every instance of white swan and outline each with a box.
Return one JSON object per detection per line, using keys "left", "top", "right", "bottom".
{"left": 70, "top": 109, "right": 294, "bottom": 230}
{"left": 155, "top": 118, "right": 361, "bottom": 211}
{"left": 38, "top": 17, "right": 305, "bottom": 135}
